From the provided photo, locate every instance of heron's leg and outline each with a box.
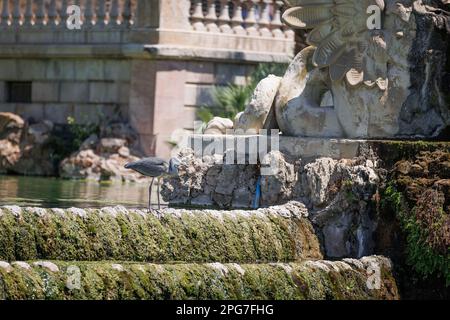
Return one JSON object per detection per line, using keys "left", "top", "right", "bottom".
{"left": 157, "top": 177, "right": 161, "bottom": 210}
{"left": 148, "top": 178, "right": 155, "bottom": 212}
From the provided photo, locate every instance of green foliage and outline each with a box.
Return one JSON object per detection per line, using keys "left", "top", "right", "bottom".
{"left": 66, "top": 116, "right": 99, "bottom": 150}
{"left": 197, "top": 63, "right": 287, "bottom": 123}
{"left": 383, "top": 185, "right": 450, "bottom": 286}
{"left": 44, "top": 116, "right": 100, "bottom": 166}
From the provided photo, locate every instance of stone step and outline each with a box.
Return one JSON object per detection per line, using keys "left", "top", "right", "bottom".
{"left": 0, "top": 256, "right": 399, "bottom": 300}
{"left": 0, "top": 203, "right": 322, "bottom": 263}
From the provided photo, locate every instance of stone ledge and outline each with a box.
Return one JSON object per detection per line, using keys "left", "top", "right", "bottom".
{"left": 144, "top": 45, "right": 293, "bottom": 64}
{"left": 0, "top": 256, "right": 399, "bottom": 300}
{"left": 0, "top": 44, "right": 293, "bottom": 64}
{"left": 188, "top": 135, "right": 368, "bottom": 161}
{"left": 188, "top": 135, "right": 450, "bottom": 161}
{"left": 0, "top": 203, "right": 321, "bottom": 263}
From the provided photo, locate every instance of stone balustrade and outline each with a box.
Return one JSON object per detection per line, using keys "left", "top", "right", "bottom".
{"left": 0, "top": 0, "right": 135, "bottom": 28}
{"left": 0, "top": 0, "right": 295, "bottom": 59}
{"left": 189, "top": 0, "right": 293, "bottom": 40}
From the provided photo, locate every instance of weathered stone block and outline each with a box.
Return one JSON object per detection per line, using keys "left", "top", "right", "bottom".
{"left": 186, "top": 62, "right": 215, "bottom": 84}
{"left": 184, "top": 83, "right": 214, "bottom": 107}
{"left": 16, "top": 60, "right": 46, "bottom": 80}
{"left": 0, "top": 81, "right": 5, "bottom": 102}
{"left": 74, "top": 60, "right": 104, "bottom": 81}
{"left": 89, "top": 82, "right": 118, "bottom": 104}
{"left": 60, "top": 82, "right": 89, "bottom": 103}
{"left": 45, "top": 60, "right": 76, "bottom": 80}
{"left": 103, "top": 60, "right": 131, "bottom": 81}
{"left": 0, "top": 60, "right": 17, "bottom": 80}
{"left": 32, "top": 82, "right": 59, "bottom": 103}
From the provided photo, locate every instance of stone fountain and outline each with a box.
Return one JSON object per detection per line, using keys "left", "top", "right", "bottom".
{"left": 163, "top": 0, "right": 449, "bottom": 265}
{"left": 0, "top": 0, "right": 448, "bottom": 300}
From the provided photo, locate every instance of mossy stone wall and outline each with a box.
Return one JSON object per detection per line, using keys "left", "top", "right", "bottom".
{"left": 0, "top": 203, "right": 322, "bottom": 263}
{"left": 0, "top": 257, "right": 399, "bottom": 300}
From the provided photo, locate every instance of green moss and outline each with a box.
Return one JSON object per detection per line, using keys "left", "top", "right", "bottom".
{"left": 0, "top": 260, "right": 399, "bottom": 300}
{"left": 370, "top": 141, "right": 450, "bottom": 168}
{"left": 382, "top": 185, "right": 450, "bottom": 286}
{"left": 0, "top": 207, "right": 322, "bottom": 264}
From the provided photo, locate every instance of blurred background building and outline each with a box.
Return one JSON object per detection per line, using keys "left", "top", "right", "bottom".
{"left": 0, "top": 0, "right": 295, "bottom": 157}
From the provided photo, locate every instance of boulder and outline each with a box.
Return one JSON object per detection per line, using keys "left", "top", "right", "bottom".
{"left": 27, "top": 120, "right": 53, "bottom": 144}
{"left": 0, "top": 113, "right": 55, "bottom": 176}
{"left": 97, "top": 138, "right": 127, "bottom": 154}
{"left": 0, "top": 112, "right": 24, "bottom": 143}
{"left": 80, "top": 134, "right": 99, "bottom": 150}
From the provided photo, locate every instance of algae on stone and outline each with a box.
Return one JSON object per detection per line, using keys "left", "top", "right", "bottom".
{"left": 0, "top": 202, "right": 322, "bottom": 263}
{"left": 0, "top": 257, "right": 399, "bottom": 300}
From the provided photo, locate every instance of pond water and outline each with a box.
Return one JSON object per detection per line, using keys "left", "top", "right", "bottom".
{"left": 0, "top": 175, "right": 159, "bottom": 209}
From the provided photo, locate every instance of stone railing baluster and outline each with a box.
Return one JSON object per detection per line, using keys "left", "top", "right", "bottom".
{"left": 205, "top": 0, "right": 219, "bottom": 33}
{"left": 48, "top": 0, "right": 58, "bottom": 27}
{"left": 258, "top": 0, "right": 271, "bottom": 37}
{"left": 60, "top": 0, "right": 69, "bottom": 29}
{"left": 245, "top": 0, "right": 258, "bottom": 36}
{"left": 1, "top": 0, "right": 10, "bottom": 26}
{"left": 271, "top": 0, "right": 284, "bottom": 38}
{"left": 85, "top": 0, "right": 94, "bottom": 28}
{"left": 34, "top": 0, "right": 46, "bottom": 26}
{"left": 218, "top": 0, "right": 232, "bottom": 34}
{"left": 109, "top": 0, "right": 119, "bottom": 26}
{"left": 23, "top": 0, "right": 33, "bottom": 26}
{"left": 231, "top": 0, "right": 245, "bottom": 35}
{"left": 191, "top": 0, "right": 206, "bottom": 31}
{"left": 12, "top": 0, "right": 21, "bottom": 27}
{"left": 97, "top": 0, "right": 106, "bottom": 27}
{"left": 122, "top": 0, "right": 132, "bottom": 28}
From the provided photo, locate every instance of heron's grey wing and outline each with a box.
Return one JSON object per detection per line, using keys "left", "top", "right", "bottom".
{"left": 125, "top": 157, "right": 168, "bottom": 177}
{"left": 142, "top": 157, "right": 168, "bottom": 166}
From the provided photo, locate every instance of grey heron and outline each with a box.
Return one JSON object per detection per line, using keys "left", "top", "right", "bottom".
{"left": 124, "top": 157, "right": 180, "bottom": 211}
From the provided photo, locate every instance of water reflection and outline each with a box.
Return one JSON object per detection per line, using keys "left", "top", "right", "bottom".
{"left": 0, "top": 175, "right": 158, "bottom": 209}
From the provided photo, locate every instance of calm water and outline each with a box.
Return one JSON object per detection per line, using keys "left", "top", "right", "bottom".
{"left": 0, "top": 175, "right": 158, "bottom": 209}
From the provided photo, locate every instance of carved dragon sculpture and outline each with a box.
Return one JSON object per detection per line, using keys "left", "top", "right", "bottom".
{"left": 271, "top": 0, "right": 449, "bottom": 139}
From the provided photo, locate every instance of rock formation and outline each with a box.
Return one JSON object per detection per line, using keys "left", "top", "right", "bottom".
{"left": 162, "top": 148, "right": 381, "bottom": 259}
{"left": 0, "top": 112, "right": 147, "bottom": 182}
{"left": 0, "top": 112, "right": 56, "bottom": 176}
{"left": 59, "top": 131, "right": 147, "bottom": 183}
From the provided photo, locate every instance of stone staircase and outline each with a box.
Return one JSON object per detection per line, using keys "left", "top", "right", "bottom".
{"left": 0, "top": 203, "right": 399, "bottom": 300}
